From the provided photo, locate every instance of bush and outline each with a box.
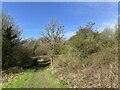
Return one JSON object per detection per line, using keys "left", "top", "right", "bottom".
{"left": 12, "top": 46, "right": 34, "bottom": 68}
{"left": 69, "top": 24, "right": 100, "bottom": 58}
{"left": 35, "top": 45, "right": 49, "bottom": 56}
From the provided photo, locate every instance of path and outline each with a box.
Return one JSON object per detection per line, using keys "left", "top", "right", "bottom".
{"left": 2, "top": 61, "right": 69, "bottom": 88}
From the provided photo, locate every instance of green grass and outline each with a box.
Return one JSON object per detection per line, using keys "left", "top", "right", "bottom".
{"left": 44, "top": 68, "right": 69, "bottom": 88}
{"left": 2, "top": 70, "right": 34, "bottom": 88}
{"left": 2, "top": 67, "right": 69, "bottom": 88}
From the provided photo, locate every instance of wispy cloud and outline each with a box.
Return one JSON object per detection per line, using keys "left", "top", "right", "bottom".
{"left": 97, "top": 19, "right": 117, "bottom": 32}
{"left": 65, "top": 31, "right": 76, "bottom": 40}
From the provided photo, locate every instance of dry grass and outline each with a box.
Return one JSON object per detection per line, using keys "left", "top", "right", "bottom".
{"left": 53, "top": 48, "right": 118, "bottom": 88}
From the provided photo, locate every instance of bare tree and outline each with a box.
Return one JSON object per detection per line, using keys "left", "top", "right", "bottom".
{"left": 42, "top": 17, "right": 65, "bottom": 65}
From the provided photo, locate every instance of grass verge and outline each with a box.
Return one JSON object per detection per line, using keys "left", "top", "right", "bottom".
{"left": 2, "top": 70, "right": 34, "bottom": 88}
{"left": 44, "top": 68, "right": 69, "bottom": 88}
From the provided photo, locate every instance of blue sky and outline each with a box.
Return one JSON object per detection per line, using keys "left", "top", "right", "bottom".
{"left": 2, "top": 2, "right": 118, "bottom": 39}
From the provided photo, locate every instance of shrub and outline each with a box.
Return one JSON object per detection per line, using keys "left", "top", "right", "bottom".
{"left": 35, "top": 45, "right": 49, "bottom": 56}
{"left": 69, "top": 23, "right": 100, "bottom": 58}
{"left": 12, "top": 46, "right": 34, "bottom": 68}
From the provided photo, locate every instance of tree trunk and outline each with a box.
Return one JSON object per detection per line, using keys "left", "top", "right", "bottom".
{"left": 51, "top": 56, "right": 53, "bottom": 66}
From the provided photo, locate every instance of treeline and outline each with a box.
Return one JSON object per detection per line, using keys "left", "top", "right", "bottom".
{"left": 2, "top": 13, "right": 37, "bottom": 70}
{"left": 2, "top": 12, "right": 118, "bottom": 72}
{"left": 32, "top": 19, "right": 118, "bottom": 61}
{"left": 68, "top": 22, "right": 118, "bottom": 58}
